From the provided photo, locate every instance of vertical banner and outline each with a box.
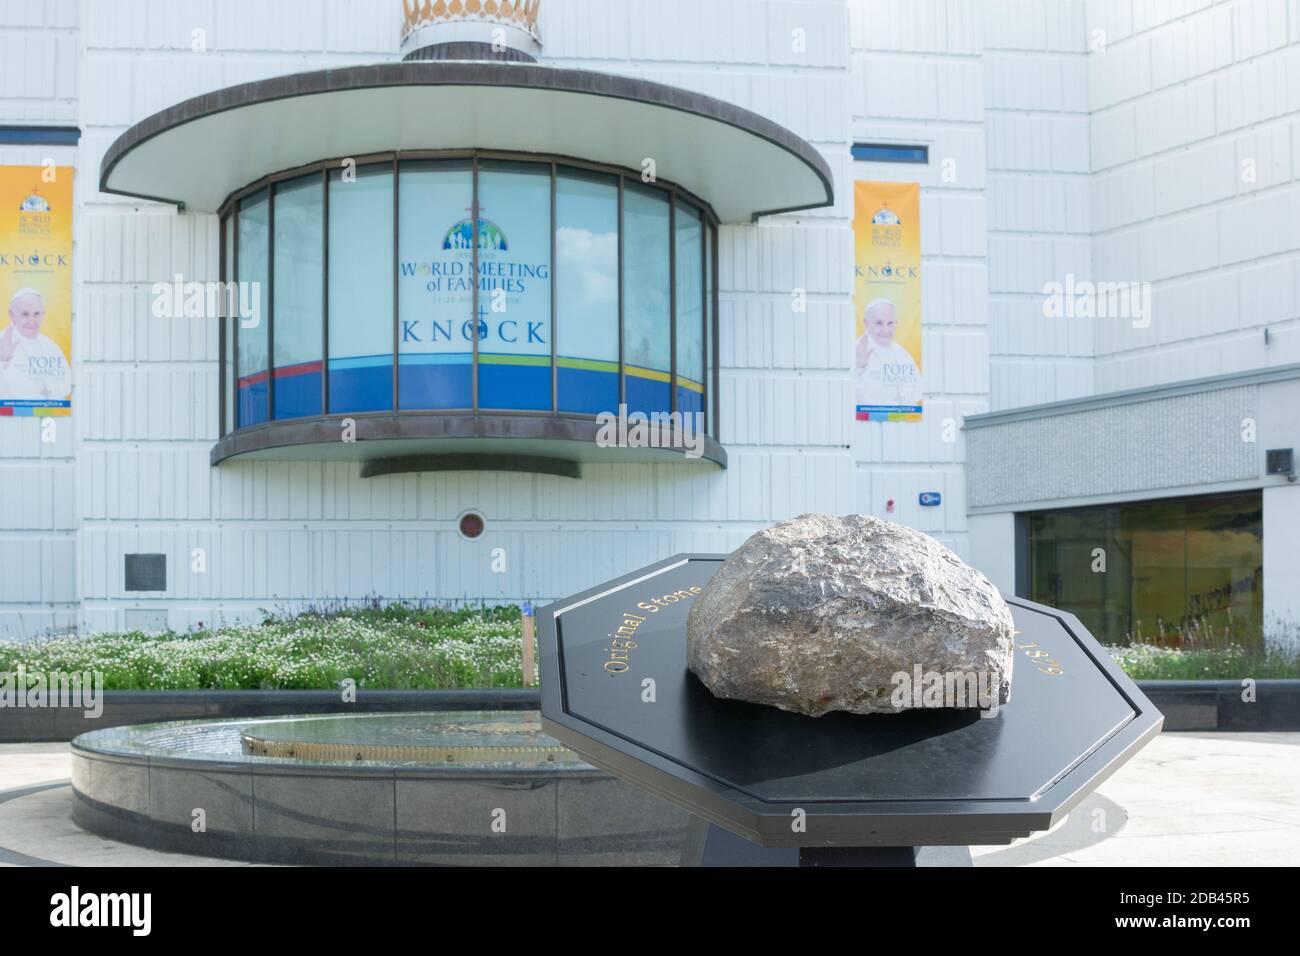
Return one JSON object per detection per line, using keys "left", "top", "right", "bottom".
{"left": 853, "top": 181, "right": 922, "bottom": 422}
{"left": 0, "top": 165, "right": 74, "bottom": 417}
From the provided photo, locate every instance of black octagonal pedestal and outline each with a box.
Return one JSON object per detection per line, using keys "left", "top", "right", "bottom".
{"left": 538, "top": 554, "right": 1163, "bottom": 867}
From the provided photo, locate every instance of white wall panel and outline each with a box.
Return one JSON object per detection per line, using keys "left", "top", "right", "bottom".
{"left": 721, "top": 298, "right": 850, "bottom": 371}
{"left": 848, "top": 0, "right": 989, "bottom": 560}
{"left": 985, "top": 3, "right": 1092, "bottom": 413}
{"left": 0, "top": 537, "right": 75, "bottom": 604}
{"left": 0, "top": 0, "right": 77, "bottom": 124}
{"left": 1134, "top": 78, "right": 1216, "bottom": 159}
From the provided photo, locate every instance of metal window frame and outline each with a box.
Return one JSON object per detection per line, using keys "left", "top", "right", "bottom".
{"left": 471, "top": 156, "right": 480, "bottom": 413}
{"left": 702, "top": 209, "right": 712, "bottom": 437}
{"left": 266, "top": 181, "right": 276, "bottom": 423}
{"left": 550, "top": 161, "right": 558, "bottom": 414}
{"left": 321, "top": 166, "right": 330, "bottom": 416}
{"left": 617, "top": 175, "right": 625, "bottom": 409}
{"left": 669, "top": 192, "right": 677, "bottom": 418}
{"left": 711, "top": 223, "right": 720, "bottom": 441}
{"left": 217, "top": 215, "right": 227, "bottom": 437}
{"left": 230, "top": 201, "right": 240, "bottom": 428}
{"left": 391, "top": 155, "right": 401, "bottom": 413}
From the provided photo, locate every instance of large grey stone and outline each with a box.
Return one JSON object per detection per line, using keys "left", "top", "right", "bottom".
{"left": 686, "top": 514, "right": 1015, "bottom": 716}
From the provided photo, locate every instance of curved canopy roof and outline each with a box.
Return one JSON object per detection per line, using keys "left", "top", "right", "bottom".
{"left": 100, "top": 60, "right": 833, "bottom": 223}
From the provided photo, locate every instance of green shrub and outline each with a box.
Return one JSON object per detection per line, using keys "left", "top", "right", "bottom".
{"left": 1108, "top": 643, "right": 1300, "bottom": 680}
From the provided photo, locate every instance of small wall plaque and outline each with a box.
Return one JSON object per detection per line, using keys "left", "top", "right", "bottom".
{"left": 124, "top": 553, "right": 167, "bottom": 592}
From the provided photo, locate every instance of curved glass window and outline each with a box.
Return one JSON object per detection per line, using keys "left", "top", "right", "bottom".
{"left": 272, "top": 174, "right": 324, "bottom": 420}
{"left": 220, "top": 153, "right": 718, "bottom": 442}
{"left": 556, "top": 169, "right": 619, "bottom": 415}
{"left": 235, "top": 188, "right": 269, "bottom": 427}
{"left": 398, "top": 160, "right": 472, "bottom": 409}
{"left": 328, "top": 166, "right": 393, "bottom": 413}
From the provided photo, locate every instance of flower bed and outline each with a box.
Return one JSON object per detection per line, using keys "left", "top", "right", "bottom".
{"left": 0, "top": 605, "right": 526, "bottom": 691}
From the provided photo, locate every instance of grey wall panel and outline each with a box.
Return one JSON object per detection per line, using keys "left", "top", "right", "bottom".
{"left": 967, "top": 385, "right": 1259, "bottom": 509}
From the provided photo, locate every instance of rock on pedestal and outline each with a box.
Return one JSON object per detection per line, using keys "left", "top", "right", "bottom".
{"left": 686, "top": 514, "right": 1015, "bottom": 717}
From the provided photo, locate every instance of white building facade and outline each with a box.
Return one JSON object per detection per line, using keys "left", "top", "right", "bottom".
{"left": 0, "top": 0, "right": 1296, "bottom": 650}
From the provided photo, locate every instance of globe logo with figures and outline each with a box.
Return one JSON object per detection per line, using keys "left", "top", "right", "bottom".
{"left": 20, "top": 191, "right": 51, "bottom": 213}
{"left": 443, "top": 218, "right": 508, "bottom": 252}
{"left": 871, "top": 207, "right": 900, "bottom": 226}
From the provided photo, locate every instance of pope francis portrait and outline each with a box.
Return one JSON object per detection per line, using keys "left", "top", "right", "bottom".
{"left": 0, "top": 287, "right": 71, "bottom": 403}
{"left": 853, "top": 297, "right": 921, "bottom": 409}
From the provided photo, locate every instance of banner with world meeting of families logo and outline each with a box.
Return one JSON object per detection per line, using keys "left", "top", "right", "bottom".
{"left": 853, "top": 180, "right": 921, "bottom": 422}
{"left": 0, "top": 165, "right": 73, "bottom": 417}
{"left": 397, "top": 169, "right": 551, "bottom": 412}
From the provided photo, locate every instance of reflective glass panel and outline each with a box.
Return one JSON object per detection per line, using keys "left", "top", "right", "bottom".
{"left": 476, "top": 162, "right": 552, "bottom": 411}
{"left": 622, "top": 183, "right": 671, "bottom": 417}
{"left": 328, "top": 165, "right": 394, "bottom": 413}
{"left": 272, "top": 174, "right": 324, "bottom": 419}
{"left": 235, "top": 189, "right": 269, "bottom": 427}
{"left": 1029, "top": 491, "right": 1263, "bottom": 650}
{"left": 398, "top": 160, "right": 473, "bottom": 409}
{"left": 674, "top": 201, "right": 704, "bottom": 418}
{"left": 556, "top": 169, "right": 618, "bottom": 415}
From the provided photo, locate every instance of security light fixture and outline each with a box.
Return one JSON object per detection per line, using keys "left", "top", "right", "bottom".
{"left": 1266, "top": 448, "right": 1295, "bottom": 481}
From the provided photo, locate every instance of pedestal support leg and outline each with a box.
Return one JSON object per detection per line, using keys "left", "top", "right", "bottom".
{"left": 679, "top": 817, "right": 974, "bottom": 868}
